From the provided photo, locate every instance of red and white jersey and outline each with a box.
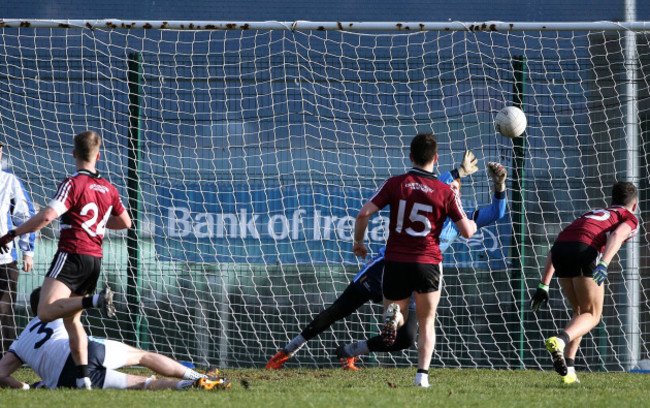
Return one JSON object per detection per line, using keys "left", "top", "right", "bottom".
{"left": 556, "top": 205, "right": 638, "bottom": 252}
{"left": 370, "top": 168, "right": 467, "bottom": 264}
{"left": 48, "top": 170, "right": 126, "bottom": 257}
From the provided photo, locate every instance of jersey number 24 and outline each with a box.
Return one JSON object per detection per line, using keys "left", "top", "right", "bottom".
{"left": 80, "top": 203, "right": 113, "bottom": 237}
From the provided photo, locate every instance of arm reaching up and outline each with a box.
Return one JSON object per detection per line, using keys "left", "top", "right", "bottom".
{"left": 457, "top": 150, "right": 479, "bottom": 178}
{"left": 488, "top": 162, "right": 507, "bottom": 192}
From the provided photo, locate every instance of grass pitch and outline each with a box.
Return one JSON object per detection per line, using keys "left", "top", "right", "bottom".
{"left": 2, "top": 366, "right": 648, "bottom": 408}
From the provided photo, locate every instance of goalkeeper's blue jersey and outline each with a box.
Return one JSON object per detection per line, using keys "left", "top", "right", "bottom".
{"left": 351, "top": 175, "right": 506, "bottom": 303}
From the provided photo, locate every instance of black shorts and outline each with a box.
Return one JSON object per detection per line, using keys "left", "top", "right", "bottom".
{"left": 551, "top": 241, "right": 600, "bottom": 278}
{"left": 57, "top": 339, "right": 107, "bottom": 388}
{"left": 45, "top": 252, "right": 102, "bottom": 296}
{"left": 0, "top": 261, "right": 19, "bottom": 298}
{"left": 382, "top": 260, "right": 442, "bottom": 300}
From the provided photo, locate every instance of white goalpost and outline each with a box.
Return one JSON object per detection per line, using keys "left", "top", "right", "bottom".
{"left": 1, "top": 19, "right": 649, "bottom": 371}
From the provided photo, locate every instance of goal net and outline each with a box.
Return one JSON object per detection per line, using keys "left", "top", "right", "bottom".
{"left": 1, "top": 20, "right": 649, "bottom": 371}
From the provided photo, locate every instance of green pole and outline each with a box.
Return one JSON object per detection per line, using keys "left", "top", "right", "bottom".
{"left": 511, "top": 55, "right": 527, "bottom": 369}
{"left": 127, "top": 52, "right": 143, "bottom": 347}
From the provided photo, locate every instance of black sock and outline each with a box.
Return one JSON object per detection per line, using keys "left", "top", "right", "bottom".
{"left": 557, "top": 330, "right": 571, "bottom": 345}
{"left": 417, "top": 369, "right": 428, "bottom": 375}
{"left": 76, "top": 364, "right": 89, "bottom": 379}
{"left": 566, "top": 358, "right": 575, "bottom": 368}
{"left": 81, "top": 297, "right": 94, "bottom": 309}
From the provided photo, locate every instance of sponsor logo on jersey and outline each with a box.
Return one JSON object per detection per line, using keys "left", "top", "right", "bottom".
{"left": 89, "top": 184, "right": 109, "bottom": 193}
{"left": 404, "top": 182, "right": 434, "bottom": 194}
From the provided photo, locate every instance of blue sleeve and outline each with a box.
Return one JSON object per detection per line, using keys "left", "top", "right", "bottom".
{"left": 438, "top": 219, "right": 460, "bottom": 253}
{"left": 12, "top": 177, "right": 36, "bottom": 253}
{"left": 438, "top": 170, "right": 457, "bottom": 186}
{"left": 439, "top": 192, "right": 507, "bottom": 253}
{"left": 471, "top": 191, "right": 507, "bottom": 229}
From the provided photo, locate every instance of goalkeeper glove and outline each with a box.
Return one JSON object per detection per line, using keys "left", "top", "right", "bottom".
{"left": 457, "top": 150, "right": 478, "bottom": 178}
{"left": 0, "top": 230, "right": 16, "bottom": 255}
{"left": 488, "top": 162, "right": 507, "bottom": 192}
{"left": 529, "top": 283, "right": 549, "bottom": 312}
{"left": 593, "top": 261, "right": 608, "bottom": 286}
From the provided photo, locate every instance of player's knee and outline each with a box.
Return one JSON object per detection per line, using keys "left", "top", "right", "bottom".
{"left": 37, "top": 307, "right": 55, "bottom": 323}
{"left": 138, "top": 350, "right": 156, "bottom": 365}
{"left": 581, "top": 305, "right": 602, "bottom": 322}
{"left": 591, "top": 310, "right": 603, "bottom": 324}
{"left": 37, "top": 313, "right": 52, "bottom": 323}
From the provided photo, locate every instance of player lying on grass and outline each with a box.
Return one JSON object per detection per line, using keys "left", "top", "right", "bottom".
{"left": 0, "top": 131, "right": 131, "bottom": 389}
{"left": 0, "top": 287, "right": 229, "bottom": 390}
{"left": 529, "top": 182, "right": 638, "bottom": 385}
{"left": 267, "top": 155, "right": 507, "bottom": 370}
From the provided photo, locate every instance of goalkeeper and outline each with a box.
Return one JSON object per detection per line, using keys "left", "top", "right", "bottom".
{"left": 267, "top": 153, "right": 508, "bottom": 370}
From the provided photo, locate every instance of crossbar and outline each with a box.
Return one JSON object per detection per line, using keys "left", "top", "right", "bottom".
{"left": 2, "top": 19, "right": 650, "bottom": 31}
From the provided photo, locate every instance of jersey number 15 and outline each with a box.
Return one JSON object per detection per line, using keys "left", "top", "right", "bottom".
{"left": 396, "top": 200, "right": 432, "bottom": 237}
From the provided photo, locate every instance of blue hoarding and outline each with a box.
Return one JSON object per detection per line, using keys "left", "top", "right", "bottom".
{"left": 154, "top": 182, "right": 511, "bottom": 268}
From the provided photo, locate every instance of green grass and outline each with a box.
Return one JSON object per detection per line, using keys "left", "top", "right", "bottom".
{"left": 2, "top": 367, "right": 648, "bottom": 408}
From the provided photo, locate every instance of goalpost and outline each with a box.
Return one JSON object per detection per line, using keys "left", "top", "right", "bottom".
{"left": 1, "top": 19, "right": 649, "bottom": 371}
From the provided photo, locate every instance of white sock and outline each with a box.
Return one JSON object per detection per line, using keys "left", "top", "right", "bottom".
{"left": 183, "top": 368, "right": 206, "bottom": 380}
{"left": 284, "top": 334, "right": 307, "bottom": 354}
{"left": 176, "top": 379, "right": 195, "bottom": 390}
{"left": 414, "top": 373, "right": 430, "bottom": 387}
{"left": 345, "top": 341, "right": 370, "bottom": 358}
{"left": 76, "top": 377, "right": 92, "bottom": 389}
{"left": 567, "top": 366, "right": 575, "bottom": 375}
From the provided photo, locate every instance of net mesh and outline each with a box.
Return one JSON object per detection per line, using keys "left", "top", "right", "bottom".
{"left": 1, "top": 25, "right": 649, "bottom": 370}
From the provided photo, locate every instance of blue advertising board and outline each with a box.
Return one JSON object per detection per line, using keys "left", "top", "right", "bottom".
{"left": 154, "top": 182, "right": 511, "bottom": 269}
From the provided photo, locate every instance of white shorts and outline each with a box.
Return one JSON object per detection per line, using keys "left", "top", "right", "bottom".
{"left": 88, "top": 337, "right": 131, "bottom": 389}
{"left": 101, "top": 338, "right": 130, "bottom": 369}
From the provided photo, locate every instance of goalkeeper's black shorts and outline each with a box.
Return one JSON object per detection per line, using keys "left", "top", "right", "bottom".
{"left": 551, "top": 241, "right": 600, "bottom": 278}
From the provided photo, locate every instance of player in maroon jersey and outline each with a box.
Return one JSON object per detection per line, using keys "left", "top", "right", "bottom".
{"left": 529, "top": 181, "right": 638, "bottom": 384}
{"left": 352, "top": 132, "right": 477, "bottom": 387}
{"left": 0, "top": 131, "right": 132, "bottom": 389}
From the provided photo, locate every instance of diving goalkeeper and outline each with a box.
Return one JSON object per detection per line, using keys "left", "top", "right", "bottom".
{"left": 267, "top": 154, "right": 507, "bottom": 370}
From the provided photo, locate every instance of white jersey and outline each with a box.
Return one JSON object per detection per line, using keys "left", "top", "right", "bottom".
{"left": 9, "top": 318, "right": 70, "bottom": 389}
{"left": 0, "top": 170, "right": 36, "bottom": 264}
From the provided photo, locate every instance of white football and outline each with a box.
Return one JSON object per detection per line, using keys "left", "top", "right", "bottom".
{"left": 494, "top": 106, "right": 527, "bottom": 138}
